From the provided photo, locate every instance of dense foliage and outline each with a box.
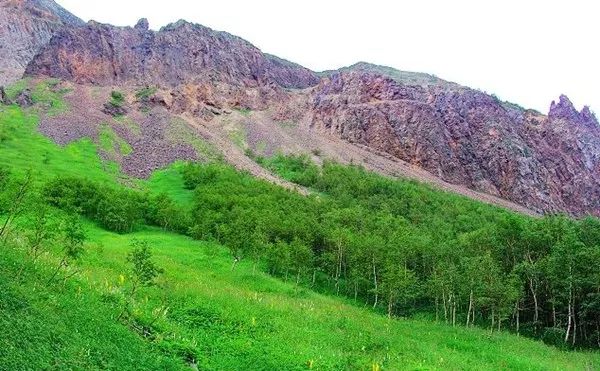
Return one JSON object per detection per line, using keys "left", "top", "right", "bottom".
{"left": 4, "top": 149, "right": 600, "bottom": 350}
{"left": 181, "top": 156, "right": 600, "bottom": 349}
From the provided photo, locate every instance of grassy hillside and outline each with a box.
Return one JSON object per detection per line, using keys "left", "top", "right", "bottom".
{"left": 2, "top": 224, "right": 598, "bottom": 370}
{"left": 1, "top": 92, "right": 600, "bottom": 369}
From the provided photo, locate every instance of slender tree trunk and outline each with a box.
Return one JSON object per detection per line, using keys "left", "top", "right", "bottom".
{"left": 552, "top": 300, "right": 557, "bottom": 328}
{"left": 451, "top": 294, "right": 456, "bottom": 327}
{"left": 47, "top": 257, "right": 67, "bottom": 284}
{"left": 372, "top": 257, "right": 378, "bottom": 309}
{"left": 388, "top": 291, "right": 394, "bottom": 318}
{"left": 529, "top": 277, "right": 539, "bottom": 324}
{"left": 515, "top": 300, "right": 520, "bottom": 335}
{"left": 0, "top": 172, "right": 31, "bottom": 238}
{"left": 565, "top": 301, "right": 572, "bottom": 343}
{"left": 572, "top": 298, "right": 577, "bottom": 346}
{"left": 596, "top": 321, "right": 600, "bottom": 348}
{"left": 491, "top": 308, "right": 495, "bottom": 333}
{"left": 435, "top": 296, "right": 439, "bottom": 323}
{"left": 335, "top": 238, "right": 342, "bottom": 295}
{"left": 565, "top": 278, "right": 573, "bottom": 343}
{"left": 466, "top": 290, "right": 473, "bottom": 327}
{"left": 442, "top": 292, "right": 446, "bottom": 318}
{"left": 311, "top": 268, "right": 316, "bottom": 287}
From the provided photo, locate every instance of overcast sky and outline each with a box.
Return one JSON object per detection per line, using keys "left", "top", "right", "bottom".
{"left": 56, "top": 0, "right": 598, "bottom": 115}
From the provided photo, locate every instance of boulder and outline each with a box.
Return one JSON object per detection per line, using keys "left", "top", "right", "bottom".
{"left": 102, "top": 102, "right": 128, "bottom": 117}
{"left": 15, "top": 88, "right": 33, "bottom": 107}
{"left": 0, "top": 86, "right": 10, "bottom": 105}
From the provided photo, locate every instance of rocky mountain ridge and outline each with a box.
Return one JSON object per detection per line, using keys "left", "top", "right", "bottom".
{"left": 0, "top": 0, "right": 83, "bottom": 85}
{"left": 2, "top": 0, "right": 598, "bottom": 216}
{"left": 26, "top": 18, "right": 319, "bottom": 89}
{"left": 310, "top": 72, "right": 599, "bottom": 215}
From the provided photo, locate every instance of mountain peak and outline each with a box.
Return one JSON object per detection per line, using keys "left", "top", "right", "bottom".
{"left": 23, "top": 0, "right": 84, "bottom": 25}
{"left": 26, "top": 17, "right": 320, "bottom": 89}
{"left": 134, "top": 18, "right": 149, "bottom": 31}
{"left": 549, "top": 95, "right": 598, "bottom": 127}
{"left": 328, "top": 61, "right": 458, "bottom": 88}
{"left": 580, "top": 105, "right": 599, "bottom": 127}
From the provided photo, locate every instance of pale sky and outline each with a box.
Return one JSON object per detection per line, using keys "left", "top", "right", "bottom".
{"left": 56, "top": 0, "right": 599, "bottom": 115}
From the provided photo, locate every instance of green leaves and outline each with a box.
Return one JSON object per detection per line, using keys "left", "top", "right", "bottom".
{"left": 127, "top": 239, "right": 163, "bottom": 288}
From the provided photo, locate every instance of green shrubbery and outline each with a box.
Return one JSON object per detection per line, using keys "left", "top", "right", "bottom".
{"left": 179, "top": 158, "right": 600, "bottom": 349}
{"left": 3, "top": 152, "right": 600, "bottom": 349}
{"left": 42, "top": 175, "right": 190, "bottom": 234}
{"left": 110, "top": 91, "right": 125, "bottom": 107}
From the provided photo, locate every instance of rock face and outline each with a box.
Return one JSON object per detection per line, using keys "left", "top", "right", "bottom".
{"left": 0, "top": 0, "right": 83, "bottom": 86}
{"left": 549, "top": 95, "right": 599, "bottom": 129}
{"left": 26, "top": 19, "right": 319, "bottom": 89}
{"left": 310, "top": 71, "right": 600, "bottom": 216}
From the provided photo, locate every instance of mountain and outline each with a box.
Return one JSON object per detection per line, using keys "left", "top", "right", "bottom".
{"left": 27, "top": 18, "right": 318, "bottom": 89}
{"left": 0, "top": 0, "right": 83, "bottom": 86}
{"left": 2, "top": 2, "right": 600, "bottom": 367}
{"left": 7, "top": 2, "right": 600, "bottom": 216}
{"left": 321, "top": 61, "right": 459, "bottom": 88}
{"left": 310, "top": 71, "right": 600, "bottom": 216}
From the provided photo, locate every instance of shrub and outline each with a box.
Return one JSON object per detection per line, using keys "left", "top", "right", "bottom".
{"left": 110, "top": 91, "right": 125, "bottom": 107}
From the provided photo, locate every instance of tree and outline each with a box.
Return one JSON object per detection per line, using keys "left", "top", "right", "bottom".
{"left": 289, "top": 238, "right": 313, "bottom": 285}
{"left": 0, "top": 170, "right": 33, "bottom": 239}
{"left": 119, "top": 239, "right": 164, "bottom": 324}
{"left": 126, "top": 239, "right": 164, "bottom": 296}
{"left": 48, "top": 215, "right": 86, "bottom": 283}
{"left": 22, "top": 203, "right": 58, "bottom": 262}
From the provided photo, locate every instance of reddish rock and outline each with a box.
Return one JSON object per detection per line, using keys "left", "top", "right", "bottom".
{"left": 26, "top": 20, "right": 319, "bottom": 89}
{"left": 310, "top": 72, "right": 600, "bottom": 216}
{"left": 0, "top": 0, "right": 82, "bottom": 86}
{"left": 15, "top": 88, "right": 33, "bottom": 107}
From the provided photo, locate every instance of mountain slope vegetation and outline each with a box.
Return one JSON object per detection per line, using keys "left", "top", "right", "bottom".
{"left": 1, "top": 89, "right": 599, "bottom": 369}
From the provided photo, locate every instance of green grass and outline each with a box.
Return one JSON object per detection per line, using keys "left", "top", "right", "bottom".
{"left": 135, "top": 86, "right": 158, "bottom": 100}
{"left": 99, "top": 124, "right": 133, "bottom": 156}
{"left": 19, "top": 223, "right": 598, "bottom": 370}
{"left": 0, "top": 245, "right": 184, "bottom": 370}
{"left": 0, "top": 105, "right": 119, "bottom": 182}
{"left": 31, "top": 79, "right": 70, "bottom": 116}
{"left": 145, "top": 162, "right": 195, "bottom": 205}
{"left": 4, "top": 78, "right": 30, "bottom": 101}
{"left": 234, "top": 108, "right": 252, "bottom": 116}
{"left": 114, "top": 115, "right": 142, "bottom": 136}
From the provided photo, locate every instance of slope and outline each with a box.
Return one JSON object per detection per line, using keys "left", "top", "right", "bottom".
{"left": 2, "top": 90, "right": 600, "bottom": 369}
